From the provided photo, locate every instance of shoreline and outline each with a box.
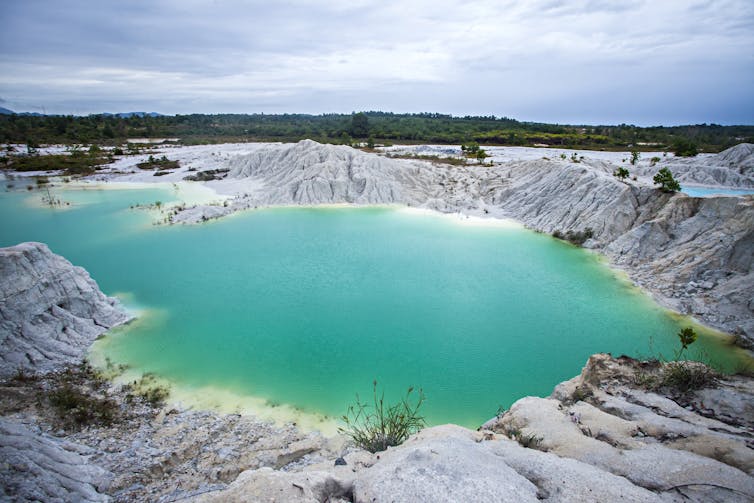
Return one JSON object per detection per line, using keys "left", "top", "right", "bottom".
{"left": 25, "top": 165, "right": 754, "bottom": 352}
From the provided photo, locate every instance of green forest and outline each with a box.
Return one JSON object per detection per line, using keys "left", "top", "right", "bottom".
{"left": 2, "top": 111, "right": 752, "bottom": 153}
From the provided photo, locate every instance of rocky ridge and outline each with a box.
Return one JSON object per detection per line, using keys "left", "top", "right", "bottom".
{"left": 0, "top": 242, "right": 133, "bottom": 377}
{"left": 169, "top": 140, "right": 754, "bottom": 344}
{"left": 632, "top": 143, "right": 754, "bottom": 187}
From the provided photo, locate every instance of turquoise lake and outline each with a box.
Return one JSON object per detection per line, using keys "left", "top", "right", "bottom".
{"left": 0, "top": 182, "right": 746, "bottom": 428}
{"left": 681, "top": 186, "right": 754, "bottom": 198}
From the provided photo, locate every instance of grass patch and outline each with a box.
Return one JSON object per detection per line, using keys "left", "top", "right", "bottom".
{"left": 659, "top": 361, "right": 718, "bottom": 393}
{"left": 48, "top": 384, "right": 118, "bottom": 428}
{"left": 4, "top": 152, "right": 109, "bottom": 176}
{"left": 130, "top": 373, "right": 170, "bottom": 406}
{"left": 339, "top": 381, "right": 426, "bottom": 453}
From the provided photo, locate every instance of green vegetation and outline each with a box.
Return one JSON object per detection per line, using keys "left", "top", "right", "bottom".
{"left": 137, "top": 154, "right": 179, "bottom": 170}
{"left": 49, "top": 384, "right": 118, "bottom": 428}
{"left": 349, "top": 112, "right": 370, "bottom": 138}
{"left": 2, "top": 149, "right": 110, "bottom": 176}
{"left": 461, "top": 141, "right": 489, "bottom": 164}
{"left": 613, "top": 167, "right": 629, "bottom": 181}
{"left": 339, "top": 381, "right": 426, "bottom": 453}
{"left": 183, "top": 168, "right": 229, "bottom": 181}
{"left": 653, "top": 167, "right": 681, "bottom": 192}
{"left": 630, "top": 150, "right": 640, "bottom": 165}
{"left": 675, "top": 327, "right": 698, "bottom": 360}
{"left": 636, "top": 327, "right": 719, "bottom": 393}
{"left": 659, "top": 360, "right": 718, "bottom": 393}
{"left": 672, "top": 138, "right": 699, "bottom": 157}
{"left": 47, "top": 361, "right": 119, "bottom": 429}
{"left": 552, "top": 227, "right": 594, "bottom": 246}
{"left": 128, "top": 373, "right": 170, "bottom": 406}
{"left": 500, "top": 425, "right": 545, "bottom": 450}
{"left": 1, "top": 112, "right": 751, "bottom": 151}
{"left": 385, "top": 152, "right": 469, "bottom": 166}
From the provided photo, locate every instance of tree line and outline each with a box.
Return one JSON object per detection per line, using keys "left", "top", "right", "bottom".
{"left": 1, "top": 111, "right": 751, "bottom": 153}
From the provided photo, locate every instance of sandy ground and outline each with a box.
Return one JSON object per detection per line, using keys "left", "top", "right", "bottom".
{"left": 381, "top": 143, "right": 674, "bottom": 164}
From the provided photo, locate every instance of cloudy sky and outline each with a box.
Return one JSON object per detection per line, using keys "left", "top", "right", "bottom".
{"left": 1, "top": 0, "right": 752, "bottom": 125}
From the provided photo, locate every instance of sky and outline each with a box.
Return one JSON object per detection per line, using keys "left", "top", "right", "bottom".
{"left": 1, "top": 0, "right": 753, "bottom": 125}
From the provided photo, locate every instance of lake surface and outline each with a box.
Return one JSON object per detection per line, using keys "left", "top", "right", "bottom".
{"left": 682, "top": 186, "right": 754, "bottom": 198}
{"left": 0, "top": 182, "right": 746, "bottom": 428}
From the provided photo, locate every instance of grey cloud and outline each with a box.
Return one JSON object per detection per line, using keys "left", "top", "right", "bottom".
{"left": 0, "top": 0, "right": 752, "bottom": 124}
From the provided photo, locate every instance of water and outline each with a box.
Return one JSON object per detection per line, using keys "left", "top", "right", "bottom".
{"left": 0, "top": 183, "right": 747, "bottom": 428}
{"left": 681, "top": 186, "right": 754, "bottom": 198}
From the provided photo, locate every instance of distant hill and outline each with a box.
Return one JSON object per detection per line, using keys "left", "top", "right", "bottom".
{"left": 99, "top": 112, "right": 163, "bottom": 118}
{"left": 0, "top": 107, "right": 14, "bottom": 115}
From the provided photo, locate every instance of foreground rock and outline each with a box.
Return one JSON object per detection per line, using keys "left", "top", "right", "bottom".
{"left": 0, "top": 242, "right": 133, "bottom": 377}
{"left": 0, "top": 418, "right": 110, "bottom": 502}
{"left": 0, "top": 365, "right": 340, "bottom": 502}
{"left": 2, "top": 348, "right": 753, "bottom": 502}
{"left": 190, "top": 354, "right": 754, "bottom": 502}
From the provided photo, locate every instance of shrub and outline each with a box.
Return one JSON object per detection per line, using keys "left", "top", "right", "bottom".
{"left": 137, "top": 155, "right": 179, "bottom": 170}
{"left": 48, "top": 384, "right": 118, "bottom": 428}
{"left": 553, "top": 227, "right": 594, "bottom": 246}
{"left": 339, "top": 381, "right": 425, "bottom": 453}
{"left": 132, "top": 373, "right": 170, "bottom": 406}
{"left": 653, "top": 167, "right": 680, "bottom": 192}
{"left": 613, "top": 167, "right": 629, "bottom": 181}
{"left": 676, "top": 327, "right": 698, "bottom": 359}
{"left": 660, "top": 361, "right": 717, "bottom": 393}
{"left": 461, "top": 142, "right": 480, "bottom": 155}
{"left": 183, "top": 168, "right": 229, "bottom": 181}
{"left": 672, "top": 138, "right": 698, "bottom": 157}
{"left": 630, "top": 150, "right": 640, "bottom": 165}
{"left": 517, "top": 433, "right": 543, "bottom": 449}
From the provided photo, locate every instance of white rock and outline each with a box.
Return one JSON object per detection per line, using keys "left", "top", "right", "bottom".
{"left": 0, "top": 242, "right": 133, "bottom": 376}
{"left": 0, "top": 418, "right": 111, "bottom": 502}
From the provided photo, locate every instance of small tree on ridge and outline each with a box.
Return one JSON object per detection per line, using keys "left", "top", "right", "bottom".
{"left": 653, "top": 167, "right": 680, "bottom": 192}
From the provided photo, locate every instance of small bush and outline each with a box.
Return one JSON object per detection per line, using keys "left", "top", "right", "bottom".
{"left": 571, "top": 385, "right": 592, "bottom": 403}
{"left": 339, "top": 381, "right": 425, "bottom": 453}
{"left": 132, "top": 373, "right": 170, "bottom": 406}
{"left": 137, "top": 155, "right": 179, "bottom": 170}
{"left": 653, "top": 167, "right": 681, "bottom": 192}
{"left": 613, "top": 167, "right": 629, "bottom": 180}
{"left": 11, "top": 366, "right": 37, "bottom": 383}
{"left": 553, "top": 227, "right": 594, "bottom": 246}
{"left": 48, "top": 384, "right": 118, "bottom": 428}
{"left": 660, "top": 361, "right": 717, "bottom": 393}
{"left": 672, "top": 139, "right": 698, "bottom": 157}
{"left": 517, "top": 433, "right": 543, "bottom": 449}
{"left": 183, "top": 168, "right": 230, "bottom": 181}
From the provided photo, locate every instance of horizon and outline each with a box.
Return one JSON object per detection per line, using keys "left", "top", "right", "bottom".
{"left": 2, "top": 108, "right": 753, "bottom": 129}
{"left": 1, "top": 1, "right": 753, "bottom": 126}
